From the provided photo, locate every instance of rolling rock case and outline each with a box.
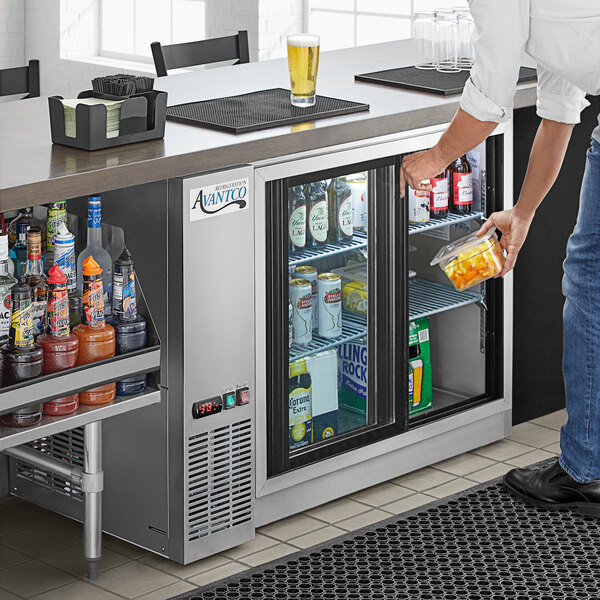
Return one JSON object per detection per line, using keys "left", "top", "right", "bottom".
{"left": 337, "top": 318, "right": 432, "bottom": 416}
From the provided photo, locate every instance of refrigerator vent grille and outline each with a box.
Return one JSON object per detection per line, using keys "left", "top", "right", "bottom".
{"left": 187, "top": 419, "right": 253, "bottom": 542}
{"left": 14, "top": 428, "right": 85, "bottom": 501}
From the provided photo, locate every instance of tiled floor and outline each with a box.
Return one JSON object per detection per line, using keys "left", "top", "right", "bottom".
{"left": 0, "top": 409, "right": 566, "bottom": 600}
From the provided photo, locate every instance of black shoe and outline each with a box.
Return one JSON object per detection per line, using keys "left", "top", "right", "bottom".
{"left": 503, "top": 458, "right": 600, "bottom": 516}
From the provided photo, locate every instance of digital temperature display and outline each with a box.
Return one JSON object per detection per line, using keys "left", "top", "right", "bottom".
{"left": 192, "top": 397, "right": 223, "bottom": 419}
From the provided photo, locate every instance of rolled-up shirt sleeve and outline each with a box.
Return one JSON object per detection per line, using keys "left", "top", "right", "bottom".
{"left": 536, "top": 66, "right": 589, "bottom": 124}
{"left": 460, "top": 0, "right": 530, "bottom": 123}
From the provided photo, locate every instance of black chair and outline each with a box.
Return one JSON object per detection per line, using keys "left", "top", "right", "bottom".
{"left": 151, "top": 31, "right": 250, "bottom": 77}
{"left": 0, "top": 59, "right": 40, "bottom": 98}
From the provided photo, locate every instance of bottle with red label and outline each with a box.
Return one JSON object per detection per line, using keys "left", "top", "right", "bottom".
{"left": 72, "top": 256, "right": 116, "bottom": 405}
{"left": 429, "top": 172, "right": 449, "bottom": 219}
{"left": 38, "top": 265, "right": 80, "bottom": 416}
{"left": 448, "top": 155, "right": 473, "bottom": 215}
{"left": 288, "top": 186, "right": 307, "bottom": 256}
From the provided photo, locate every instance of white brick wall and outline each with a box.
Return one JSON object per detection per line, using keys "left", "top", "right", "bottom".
{"left": 0, "top": 0, "right": 25, "bottom": 69}
{"left": 3, "top": 0, "right": 304, "bottom": 98}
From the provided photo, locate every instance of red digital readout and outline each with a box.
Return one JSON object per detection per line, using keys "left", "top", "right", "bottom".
{"left": 198, "top": 402, "right": 213, "bottom": 414}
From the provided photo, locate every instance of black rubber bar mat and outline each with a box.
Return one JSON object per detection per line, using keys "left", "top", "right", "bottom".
{"left": 166, "top": 88, "right": 369, "bottom": 134}
{"left": 171, "top": 465, "right": 600, "bottom": 600}
{"left": 355, "top": 65, "right": 537, "bottom": 96}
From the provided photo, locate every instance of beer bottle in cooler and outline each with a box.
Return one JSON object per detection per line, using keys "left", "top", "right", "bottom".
{"left": 448, "top": 155, "right": 473, "bottom": 215}
{"left": 429, "top": 171, "right": 449, "bottom": 219}
{"left": 306, "top": 181, "right": 328, "bottom": 248}
{"left": 288, "top": 186, "right": 307, "bottom": 256}
{"left": 328, "top": 177, "right": 353, "bottom": 243}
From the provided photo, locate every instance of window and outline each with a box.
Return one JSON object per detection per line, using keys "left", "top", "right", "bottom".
{"left": 100, "top": 0, "right": 207, "bottom": 63}
{"left": 306, "top": 0, "right": 467, "bottom": 51}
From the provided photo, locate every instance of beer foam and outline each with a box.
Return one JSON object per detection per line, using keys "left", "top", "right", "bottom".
{"left": 287, "top": 34, "right": 320, "bottom": 47}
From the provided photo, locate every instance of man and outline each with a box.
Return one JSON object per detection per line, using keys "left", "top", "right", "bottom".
{"left": 401, "top": 1, "right": 600, "bottom": 513}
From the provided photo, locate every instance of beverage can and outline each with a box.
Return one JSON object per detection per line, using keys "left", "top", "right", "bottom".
{"left": 317, "top": 273, "right": 342, "bottom": 339}
{"left": 408, "top": 187, "right": 430, "bottom": 223}
{"left": 294, "top": 265, "right": 318, "bottom": 330}
{"left": 54, "top": 230, "right": 76, "bottom": 291}
{"left": 289, "top": 278, "right": 312, "bottom": 345}
{"left": 46, "top": 201, "right": 67, "bottom": 253}
{"left": 347, "top": 173, "right": 368, "bottom": 230}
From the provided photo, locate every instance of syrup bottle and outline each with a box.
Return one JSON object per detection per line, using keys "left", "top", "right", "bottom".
{"left": 72, "top": 256, "right": 116, "bottom": 405}
{"left": 0, "top": 234, "right": 17, "bottom": 346}
{"left": 0, "top": 278, "right": 44, "bottom": 427}
{"left": 38, "top": 265, "right": 79, "bottom": 416}
{"left": 22, "top": 227, "right": 48, "bottom": 338}
{"left": 112, "top": 248, "right": 147, "bottom": 395}
{"left": 54, "top": 223, "right": 82, "bottom": 328}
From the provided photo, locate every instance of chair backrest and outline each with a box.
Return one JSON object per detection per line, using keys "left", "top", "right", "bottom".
{"left": 151, "top": 31, "right": 250, "bottom": 77}
{"left": 0, "top": 60, "right": 40, "bottom": 98}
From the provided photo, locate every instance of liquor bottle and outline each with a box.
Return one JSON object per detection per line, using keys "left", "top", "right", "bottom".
{"left": 72, "top": 256, "right": 116, "bottom": 405}
{"left": 448, "top": 155, "right": 473, "bottom": 215}
{"left": 0, "top": 235, "right": 17, "bottom": 346}
{"left": 44, "top": 200, "right": 67, "bottom": 270}
{"left": 288, "top": 186, "right": 307, "bottom": 256}
{"left": 0, "top": 278, "right": 44, "bottom": 427}
{"left": 12, "top": 221, "right": 29, "bottom": 278}
{"left": 306, "top": 181, "right": 328, "bottom": 249}
{"left": 112, "top": 248, "right": 147, "bottom": 395}
{"left": 8, "top": 207, "right": 46, "bottom": 251}
{"left": 23, "top": 228, "right": 48, "bottom": 338}
{"left": 328, "top": 177, "right": 353, "bottom": 243}
{"left": 55, "top": 223, "right": 82, "bottom": 327}
{"left": 76, "top": 196, "right": 113, "bottom": 316}
{"left": 429, "top": 171, "right": 449, "bottom": 219}
{"left": 38, "top": 265, "right": 79, "bottom": 416}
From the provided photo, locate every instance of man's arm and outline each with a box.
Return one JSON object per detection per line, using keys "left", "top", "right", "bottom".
{"left": 479, "top": 118, "right": 573, "bottom": 276}
{"left": 400, "top": 108, "right": 497, "bottom": 192}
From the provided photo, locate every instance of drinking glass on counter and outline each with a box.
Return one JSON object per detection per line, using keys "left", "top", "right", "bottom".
{"left": 413, "top": 11, "right": 437, "bottom": 70}
{"left": 435, "top": 13, "right": 460, "bottom": 73}
{"left": 287, "top": 34, "right": 320, "bottom": 108}
{"left": 457, "top": 12, "right": 475, "bottom": 70}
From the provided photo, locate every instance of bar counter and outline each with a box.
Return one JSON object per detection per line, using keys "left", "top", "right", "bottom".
{"left": 0, "top": 40, "right": 537, "bottom": 211}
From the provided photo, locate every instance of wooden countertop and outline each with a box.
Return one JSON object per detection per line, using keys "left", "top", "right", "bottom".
{"left": 0, "top": 40, "right": 537, "bottom": 211}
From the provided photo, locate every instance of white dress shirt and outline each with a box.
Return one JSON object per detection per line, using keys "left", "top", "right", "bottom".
{"left": 461, "top": 0, "right": 600, "bottom": 140}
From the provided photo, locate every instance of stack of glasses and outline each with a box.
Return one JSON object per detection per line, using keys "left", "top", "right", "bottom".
{"left": 413, "top": 6, "right": 474, "bottom": 73}
{"left": 62, "top": 98, "right": 123, "bottom": 139}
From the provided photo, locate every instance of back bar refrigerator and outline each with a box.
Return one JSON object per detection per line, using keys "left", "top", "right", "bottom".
{"left": 254, "top": 124, "right": 512, "bottom": 524}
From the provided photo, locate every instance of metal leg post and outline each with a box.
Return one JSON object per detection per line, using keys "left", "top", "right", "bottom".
{"left": 83, "top": 421, "right": 103, "bottom": 580}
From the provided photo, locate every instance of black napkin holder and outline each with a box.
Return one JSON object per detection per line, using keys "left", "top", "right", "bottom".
{"left": 48, "top": 90, "right": 167, "bottom": 151}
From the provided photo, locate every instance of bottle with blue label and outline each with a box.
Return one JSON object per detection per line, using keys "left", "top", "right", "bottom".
{"left": 76, "top": 196, "right": 113, "bottom": 316}
{"left": 12, "top": 221, "right": 30, "bottom": 278}
{"left": 55, "top": 223, "right": 82, "bottom": 327}
{"left": 112, "top": 248, "right": 147, "bottom": 395}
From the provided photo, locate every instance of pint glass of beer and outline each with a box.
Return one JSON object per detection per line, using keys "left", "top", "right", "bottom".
{"left": 287, "top": 34, "right": 320, "bottom": 107}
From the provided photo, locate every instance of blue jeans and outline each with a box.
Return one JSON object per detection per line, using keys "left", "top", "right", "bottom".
{"left": 560, "top": 138, "right": 600, "bottom": 482}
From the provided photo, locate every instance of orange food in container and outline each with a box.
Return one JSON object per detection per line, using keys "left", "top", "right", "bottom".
{"left": 430, "top": 229, "right": 505, "bottom": 291}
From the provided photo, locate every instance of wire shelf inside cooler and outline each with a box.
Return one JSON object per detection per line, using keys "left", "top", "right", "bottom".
{"left": 288, "top": 230, "right": 368, "bottom": 267}
{"left": 289, "top": 312, "right": 366, "bottom": 362}
{"left": 408, "top": 211, "right": 484, "bottom": 235}
{"left": 409, "top": 278, "right": 483, "bottom": 320}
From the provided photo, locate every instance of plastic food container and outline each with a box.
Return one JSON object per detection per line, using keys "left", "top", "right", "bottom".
{"left": 337, "top": 263, "right": 368, "bottom": 314}
{"left": 430, "top": 229, "right": 505, "bottom": 291}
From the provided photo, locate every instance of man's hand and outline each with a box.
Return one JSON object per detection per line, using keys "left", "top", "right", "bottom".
{"left": 399, "top": 148, "right": 448, "bottom": 196}
{"left": 477, "top": 208, "right": 534, "bottom": 277}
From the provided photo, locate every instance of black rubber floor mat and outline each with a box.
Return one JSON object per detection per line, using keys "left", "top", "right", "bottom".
{"left": 355, "top": 66, "right": 537, "bottom": 95}
{"left": 166, "top": 88, "right": 369, "bottom": 133}
{"left": 171, "top": 470, "right": 600, "bottom": 599}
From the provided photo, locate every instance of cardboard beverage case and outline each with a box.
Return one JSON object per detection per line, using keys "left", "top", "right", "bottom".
{"left": 337, "top": 318, "right": 432, "bottom": 416}
{"left": 289, "top": 350, "right": 339, "bottom": 449}
{"left": 408, "top": 317, "right": 432, "bottom": 415}
{"left": 337, "top": 339, "right": 367, "bottom": 414}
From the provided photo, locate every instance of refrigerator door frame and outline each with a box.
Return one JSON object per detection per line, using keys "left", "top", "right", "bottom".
{"left": 254, "top": 122, "right": 513, "bottom": 500}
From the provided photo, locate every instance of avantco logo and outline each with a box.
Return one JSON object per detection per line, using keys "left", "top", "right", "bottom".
{"left": 190, "top": 177, "right": 249, "bottom": 222}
